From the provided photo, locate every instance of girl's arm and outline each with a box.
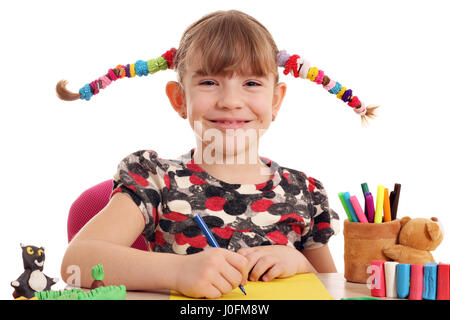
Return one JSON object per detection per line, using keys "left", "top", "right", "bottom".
{"left": 301, "top": 244, "right": 337, "bottom": 273}
{"left": 61, "top": 192, "right": 249, "bottom": 298}
{"left": 60, "top": 192, "right": 181, "bottom": 291}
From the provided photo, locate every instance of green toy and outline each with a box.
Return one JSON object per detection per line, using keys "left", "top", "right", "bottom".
{"left": 35, "top": 264, "right": 126, "bottom": 300}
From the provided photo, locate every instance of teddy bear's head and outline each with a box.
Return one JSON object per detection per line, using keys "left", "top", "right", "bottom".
{"left": 398, "top": 216, "right": 444, "bottom": 251}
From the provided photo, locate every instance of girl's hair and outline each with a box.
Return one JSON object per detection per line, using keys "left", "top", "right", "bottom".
{"left": 173, "top": 10, "right": 279, "bottom": 88}
{"left": 56, "top": 9, "right": 378, "bottom": 125}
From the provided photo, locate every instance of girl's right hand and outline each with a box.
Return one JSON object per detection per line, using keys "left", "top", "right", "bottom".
{"left": 174, "top": 247, "right": 249, "bottom": 299}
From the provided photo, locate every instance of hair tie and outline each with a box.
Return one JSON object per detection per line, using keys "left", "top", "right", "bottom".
{"left": 341, "top": 89, "right": 352, "bottom": 102}
{"left": 324, "top": 79, "right": 335, "bottom": 91}
{"left": 299, "top": 60, "right": 311, "bottom": 79}
{"left": 283, "top": 54, "right": 301, "bottom": 78}
{"left": 307, "top": 67, "right": 319, "bottom": 82}
{"left": 107, "top": 69, "right": 118, "bottom": 81}
{"left": 135, "top": 60, "right": 149, "bottom": 77}
{"left": 314, "top": 70, "right": 325, "bottom": 84}
{"left": 125, "top": 64, "right": 131, "bottom": 78}
{"left": 276, "top": 50, "right": 290, "bottom": 67}
{"left": 353, "top": 102, "right": 366, "bottom": 116}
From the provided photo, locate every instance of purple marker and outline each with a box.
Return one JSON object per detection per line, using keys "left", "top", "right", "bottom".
{"left": 365, "top": 192, "right": 376, "bottom": 223}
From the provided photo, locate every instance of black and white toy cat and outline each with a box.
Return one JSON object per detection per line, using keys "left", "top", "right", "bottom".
{"left": 11, "top": 244, "right": 59, "bottom": 299}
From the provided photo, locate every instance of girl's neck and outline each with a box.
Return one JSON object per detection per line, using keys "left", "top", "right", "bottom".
{"left": 192, "top": 145, "right": 272, "bottom": 185}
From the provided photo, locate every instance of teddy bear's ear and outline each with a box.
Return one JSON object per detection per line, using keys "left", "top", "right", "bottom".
{"left": 400, "top": 216, "right": 411, "bottom": 227}
{"left": 426, "top": 221, "right": 441, "bottom": 241}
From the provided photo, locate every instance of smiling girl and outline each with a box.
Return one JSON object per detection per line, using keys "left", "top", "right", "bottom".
{"left": 57, "top": 10, "right": 343, "bottom": 299}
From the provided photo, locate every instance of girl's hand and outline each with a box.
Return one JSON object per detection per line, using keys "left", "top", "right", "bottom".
{"left": 174, "top": 248, "right": 249, "bottom": 299}
{"left": 237, "top": 245, "right": 314, "bottom": 282}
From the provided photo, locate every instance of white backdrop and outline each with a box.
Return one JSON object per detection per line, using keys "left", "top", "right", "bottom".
{"left": 1, "top": 0, "right": 449, "bottom": 300}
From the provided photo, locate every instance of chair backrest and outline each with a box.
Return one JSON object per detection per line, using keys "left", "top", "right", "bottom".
{"left": 68, "top": 179, "right": 149, "bottom": 251}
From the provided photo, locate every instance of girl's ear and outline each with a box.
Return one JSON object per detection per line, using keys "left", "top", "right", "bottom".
{"left": 166, "top": 81, "right": 186, "bottom": 117}
{"left": 272, "top": 82, "right": 287, "bottom": 121}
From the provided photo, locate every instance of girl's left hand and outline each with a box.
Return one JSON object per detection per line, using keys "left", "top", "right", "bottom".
{"left": 237, "top": 245, "right": 313, "bottom": 282}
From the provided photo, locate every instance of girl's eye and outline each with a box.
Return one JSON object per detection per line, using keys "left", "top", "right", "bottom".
{"left": 199, "top": 80, "right": 216, "bottom": 86}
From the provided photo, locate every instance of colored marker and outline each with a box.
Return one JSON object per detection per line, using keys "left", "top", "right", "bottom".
{"left": 374, "top": 186, "right": 384, "bottom": 223}
{"left": 343, "top": 192, "right": 359, "bottom": 222}
{"left": 350, "top": 195, "right": 368, "bottom": 223}
{"left": 383, "top": 188, "right": 392, "bottom": 222}
{"left": 391, "top": 184, "right": 401, "bottom": 220}
{"left": 338, "top": 192, "right": 354, "bottom": 222}
{"left": 389, "top": 190, "right": 396, "bottom": 209}
{"left": 193, "top": 214, "right": 247, "bottom": 295}
{"left": 361, "top": 182, "right": 370, "bottom": 219}
{"left": 365, "top": 192, "right": 375, "bottom": 223}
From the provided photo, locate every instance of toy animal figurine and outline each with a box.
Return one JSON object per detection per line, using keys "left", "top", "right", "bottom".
{"left": 383, "top": 217, "right": 444, "bottom": 264}
{"left": 11, "top": 244, "right": 59, "bottom": 299}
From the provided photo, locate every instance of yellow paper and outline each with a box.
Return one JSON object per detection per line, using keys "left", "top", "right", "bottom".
{"left": 170, "top": 273, "right": 333, "bottom": 300}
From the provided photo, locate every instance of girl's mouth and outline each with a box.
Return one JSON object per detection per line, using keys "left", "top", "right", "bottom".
{"left": 209, "top": 120, "right": 251, "bottom": 129}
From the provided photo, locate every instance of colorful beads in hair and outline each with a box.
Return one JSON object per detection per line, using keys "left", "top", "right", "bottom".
{"left": 56, "top": 46, "right": 377, "bottom": 125}
{"left": 55, "top": 48, "right": 177, "bottom": 102}
{"left": 277, "top": 49, "right": 378, "bottom": 125}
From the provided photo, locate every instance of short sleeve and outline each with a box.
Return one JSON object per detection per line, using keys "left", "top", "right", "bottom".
{"left": 298, "top": 177, "right": 340, "bottom": 250}
{"left": 110, "top": 150, "right": 163, "bottom": 240}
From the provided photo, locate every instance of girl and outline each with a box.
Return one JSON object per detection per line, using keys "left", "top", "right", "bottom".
{"left": 57, "top": 10, "right": 372, "bottom": 299}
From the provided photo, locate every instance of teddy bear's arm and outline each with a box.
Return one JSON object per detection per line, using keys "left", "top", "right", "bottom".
{"left": 383, "top": 244, "right": 435, "bottom": 265}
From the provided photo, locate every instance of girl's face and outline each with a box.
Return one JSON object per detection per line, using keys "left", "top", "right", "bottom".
{"left": 166, "top": 59, "right": 287, "bottom": 160}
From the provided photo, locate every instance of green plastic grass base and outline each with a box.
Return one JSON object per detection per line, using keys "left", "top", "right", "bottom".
{"left": 35, "top": 285, "right": 126, "bottom": 300}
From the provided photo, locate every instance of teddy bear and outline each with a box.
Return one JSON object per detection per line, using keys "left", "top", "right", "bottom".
{"left": 383, "top": 216, "right": 444, "bottom": 264}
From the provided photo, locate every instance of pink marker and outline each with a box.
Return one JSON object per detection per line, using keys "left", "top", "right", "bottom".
{"left": 409, "top": 264, "right": 424, "bottom": 300}
{"left": 350, "top": 195, "right": 368, "bottom": 223}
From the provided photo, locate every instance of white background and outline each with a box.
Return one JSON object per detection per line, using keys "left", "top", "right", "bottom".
{"left": 1, "top": 0, "right": 449, "bottom": 300}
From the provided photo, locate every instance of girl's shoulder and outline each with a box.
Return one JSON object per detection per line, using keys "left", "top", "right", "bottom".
{"left": 276, "top": 163, "right": 325, "bottom": 194}
{"left": 117, "top": 149, "right": 185, "bottom": 174}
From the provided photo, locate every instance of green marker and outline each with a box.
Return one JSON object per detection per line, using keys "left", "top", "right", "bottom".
{"left": 338, "top": 192, "right": 353, "bottom": 222}
{"left": 361, "top": 182, "right": 370, "bottom": 196}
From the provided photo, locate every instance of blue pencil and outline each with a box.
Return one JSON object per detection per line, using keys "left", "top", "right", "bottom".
{"left": 193, "top": 214, "right": 247, "bottom": 295}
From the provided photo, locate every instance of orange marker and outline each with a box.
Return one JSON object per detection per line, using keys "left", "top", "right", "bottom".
{"left": 383, "top": 188, "right": 392, "bottom": 222}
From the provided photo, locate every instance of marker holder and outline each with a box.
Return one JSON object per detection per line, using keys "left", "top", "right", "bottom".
{"left": 343, "top": 219, "right": 401, "bottom": 283}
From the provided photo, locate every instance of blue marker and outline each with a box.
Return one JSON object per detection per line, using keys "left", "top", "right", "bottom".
{"left": 343, "top": 192, "right": 359, "bottom": 223}
{"left": 193, "top": 214, "right": 247, "bottom": 295}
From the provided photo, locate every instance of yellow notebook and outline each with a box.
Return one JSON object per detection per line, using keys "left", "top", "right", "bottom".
{"left": 170, "top": 273, "right": 333, "bottom": 300}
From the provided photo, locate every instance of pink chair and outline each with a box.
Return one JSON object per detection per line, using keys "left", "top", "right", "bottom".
{"left": 67, "top": 179, "right": 149, "bottom": 251}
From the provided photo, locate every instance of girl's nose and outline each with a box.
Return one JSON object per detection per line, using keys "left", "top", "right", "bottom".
{"left": 217, "top": 86, "right": 243, "bottom": 110}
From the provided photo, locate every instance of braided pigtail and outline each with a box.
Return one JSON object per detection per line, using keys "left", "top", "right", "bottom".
{"left": 277, "top": 50, "right": 379, "bottom": 126}
{"left": 56, "top": 48, "right": 177, "bottom": 101}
